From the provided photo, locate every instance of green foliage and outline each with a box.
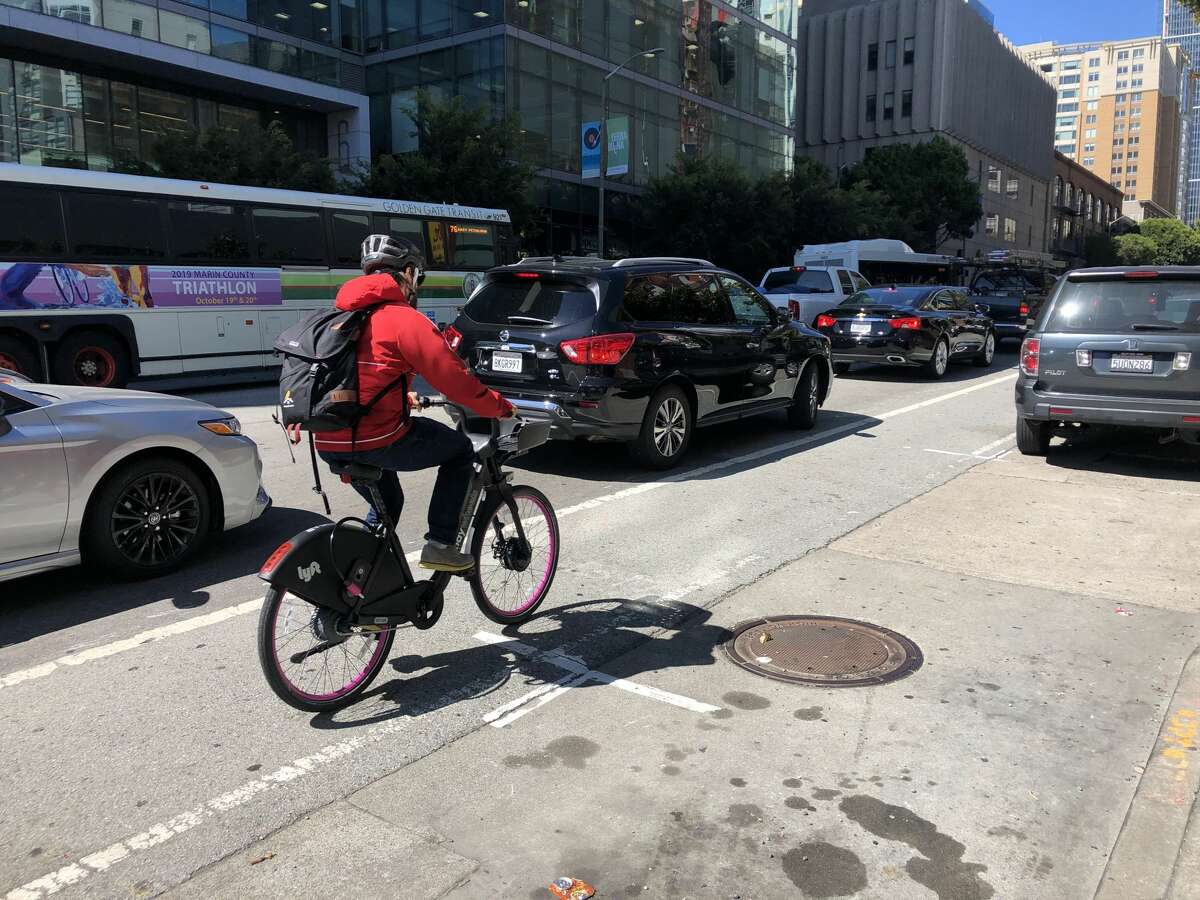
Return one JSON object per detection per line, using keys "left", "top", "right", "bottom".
{"left": 1083, "top": 233, "right": 1117, "bottom": 267}
{"left": 788, "top": 156, "right": 899, "bottom": 248}
{"left": 358, "top": 91, "right": 535, "bottom": 232}
{"left": 843, "top": 137, "right": 983, "bottom": 252}
{"left": 636, "top": 155, "right": 793, "bottom": 280}
{"left": 1113, "top": 233, "right": 1157, "bottom": 266}
{"left": 1137, "top": 218, "right": 1200, "bottom": 265}
{"left": 1178, "top": 0, "right": 1200, "bottom": 17}
{"left": 151, "top": 120, "right": 336, "bottom": 192}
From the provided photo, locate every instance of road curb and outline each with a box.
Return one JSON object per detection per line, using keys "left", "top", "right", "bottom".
{"left": 1094, "top": 646, "right": 1200, "bottom": 900}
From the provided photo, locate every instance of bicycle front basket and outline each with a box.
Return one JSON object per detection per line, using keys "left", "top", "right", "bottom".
{"left": 515, "top": 418, "right": 552, "bottom": 455}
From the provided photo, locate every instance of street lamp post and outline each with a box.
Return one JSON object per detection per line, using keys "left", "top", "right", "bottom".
{"left": 598, "top": 47, "right": 664, "bottom": 259}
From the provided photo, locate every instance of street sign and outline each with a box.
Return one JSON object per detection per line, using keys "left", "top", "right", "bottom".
{"left": 582, "top": 121, "right": 602, "bottom": 179}
{"left": 606, "top": 116, "right": 629, "bottom": 176}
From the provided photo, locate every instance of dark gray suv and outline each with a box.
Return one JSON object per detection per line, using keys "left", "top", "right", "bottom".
{"left": 1015, "top": 267, "right": 1200, "bottom": 455}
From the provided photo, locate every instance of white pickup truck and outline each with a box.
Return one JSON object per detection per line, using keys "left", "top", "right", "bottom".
{"left": 758, "top": 265, "right": 871, "bottom": 327}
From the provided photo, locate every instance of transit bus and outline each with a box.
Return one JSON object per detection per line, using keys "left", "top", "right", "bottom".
{"left": 795, "top": 239, "right": 964, "bottom": 287}
{"left": 0, "top": 164, "right": 515, "bottom": 389}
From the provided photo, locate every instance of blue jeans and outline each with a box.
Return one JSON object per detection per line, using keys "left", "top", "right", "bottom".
{"left": 320, "top": 418, "right": 475, "bottom": 545}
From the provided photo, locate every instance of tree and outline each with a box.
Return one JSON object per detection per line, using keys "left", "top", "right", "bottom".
{"left": 636, "top": 155, "right": 793, "bottom": 280}
{"left": 358, "top": 91, "right": 535, "bottom": 232}
{"left": 843, "top": 137, "right": 983, "bottom": 252}
{"left": 1113, "top": 233, "right": 1157, "bottom": 266}
{"left": 151, "top": 120, "right": 336, "bottom": 192}
{"left": 1138, "top": 218, "right": 1200, "bottom": 265}
{"left": 788, "top": 157, "right": 899, "bottom": 249}
{"left": 1083, "top": 233, "right": 1117, "bottom": 267}
{"left": 1179, "top": 0, "right": 1200, "bottom": 17}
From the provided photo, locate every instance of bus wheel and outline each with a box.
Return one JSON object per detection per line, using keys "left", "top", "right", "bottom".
{"left": 53, "top": 331, "right": 131, "bottom": 389}
{"left": 0, "top": 335, "right": 39, "bottom": 381}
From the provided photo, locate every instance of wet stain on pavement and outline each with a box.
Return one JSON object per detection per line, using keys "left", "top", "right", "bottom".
{"left": 782, "top": 842, "right": 868, "bottom": 897}
{"left": 987, "top": 826, "right": 1027, "bottom": 841}
{"left": 730, "top": 777, "right": 747, "bottom": 787}
{"left": 726, "top": 803, "right": 764, "bottom": 827}
{"left": 28, "top": 848, "right": 42, "bottom": 857}
{"left": 722, "top": 691, "right": 770, "bottom": 710}
{"left": 794, "top": 706, "right": 824, "bottom": 721}
{"left": 671, "top": 811, "right": 683, "bottom": 822}
{"left": 246, "top": 764, "right": 262, "bottom": 772}
{"left": 813, "top": 788, "right": 842, "bottom": 801}
{"left": 711, "top": 708, "right": 735, "bottom": 720}
{"left": 503, "top": 736, "right": 600, "bottom": 771}
{"left": 661, "top": 765, "right": 681, "bottom": 776}
{"left": 665, "top": 748, "right": 689, "bottom": 762}
{"left": 840, "top": 795, "right": 995, "bottom": 899}
{"left": 783, "top": 778, "right": 804, "bottom": 789}
{"left": 978, "top": 683, "right": 1001, "bottom": 691}
{"left": 785, "top": 796, "right": 816, "bottom": 812}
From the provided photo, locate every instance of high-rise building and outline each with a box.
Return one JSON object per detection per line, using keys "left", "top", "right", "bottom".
{"left": 0, "top": 1, "right": 798, "bottom": 258}
{"left": 1163, "top": 0, "right": 1200, "bottom": 224}
{"left": 796, "top": 0, "right": 1057, "bottom": 262}
{"left": 1019, "top": 37, "right": 1187, "bottom": 222}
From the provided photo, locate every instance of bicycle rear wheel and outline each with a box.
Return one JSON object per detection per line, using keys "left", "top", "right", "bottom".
{"left": 469, "top": 485, "right": 559, "bottom": 625}
{"left": 257, "top": 587, "right": 395, "bottom": 712}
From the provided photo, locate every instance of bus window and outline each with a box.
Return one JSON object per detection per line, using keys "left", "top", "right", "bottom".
{"left": 252, "top": 207, "right": 326, "bottom": 264}
{"left": 65, "top": 192, "right": 166, "bottom": 260}
{"left": 168, "top": 201, "right": 250, "bottom": 262}
{"left": 449, "top": 223, "right": 495, "bottom": 268}
{"left": 330, "top": 211, "right": 371, "bottom": 266}
{"left": 383, "top": 217, "right": 425, "bottom": 257}
{"left": 0, "top": 187, "right": 66, "bottom": 259}
{"left": 425, "top": 220, "right": 448, "bottom": 268}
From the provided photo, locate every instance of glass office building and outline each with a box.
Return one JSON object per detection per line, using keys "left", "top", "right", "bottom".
{"left": 365, "top": 1, "right": 798, "bottom": 255}
{"left": 1165, "top": 0, "right": 1200, "bottom": 224}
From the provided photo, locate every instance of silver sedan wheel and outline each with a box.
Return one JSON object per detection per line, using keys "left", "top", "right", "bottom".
{"left": 984, "top": 333, "right": 995, "bottom": 364}
{"left": 933, "top": 340, "right": 948, "bottom": 376}
{"left": 653, "top": 397, "right": 687, "bottom": 458}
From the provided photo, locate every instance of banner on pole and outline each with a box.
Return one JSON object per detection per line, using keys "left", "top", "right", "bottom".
{"left": 606, "top": 116, "right": 629, "bottom": 176}
{"left": 581, "top": 121, "right": 602, "bottom": 179}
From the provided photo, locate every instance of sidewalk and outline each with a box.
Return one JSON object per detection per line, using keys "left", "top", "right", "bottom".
{"left": 167, "top": 448, "right": 1200, "bottom": 899}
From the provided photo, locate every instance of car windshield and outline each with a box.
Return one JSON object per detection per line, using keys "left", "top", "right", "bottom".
{"left": 841, "top": 288, "right": 927, "bottom": 308}
{"left": 762, "top": 270, "right": 835, "bottom": 294}
{"left": 463, "top": 277, "right": 596, "bottom": 327}
{"left": 1047, "top": 279, "right": 1200, "bottom": 334}
{"left": 975, "top": 270, "right": 1042, "bottom": 293}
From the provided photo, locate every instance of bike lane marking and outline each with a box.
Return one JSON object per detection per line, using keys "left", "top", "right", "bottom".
{"left": 0, "top": 371, "right": 1017, "bottom": 693}
{"left": 474, "top": 631, "right": 721, "bottom": 729}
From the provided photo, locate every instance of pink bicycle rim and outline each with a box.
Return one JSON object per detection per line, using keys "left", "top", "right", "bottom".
{"left": 270, "top": 596, "right": 388, "bottom": 703}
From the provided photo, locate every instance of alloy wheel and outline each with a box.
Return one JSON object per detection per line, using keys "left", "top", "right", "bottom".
{"left": 934, "top": 341, "right": 948, "bottom": 376}
{"left": 985, "top": 333, "right": 995, "bottom": 363}
{"left": 653, "top": 397, "right": 687, "bottom": 459}
{"left": 74, "top": 346, "right": 117, "bottom": 387}
{"left": 808, "top": 371, "right": 819, "bottom": 417}
{"left": 110, "top": 473, "right": 202, "bottom": 566}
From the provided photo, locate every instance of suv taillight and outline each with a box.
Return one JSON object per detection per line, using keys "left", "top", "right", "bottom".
{"left": 1018, "top": 302, "right": 1030, "bottom": 317}
{"left": 1020, "top": 337, "right": 1040, "bottom": 376}
{"left": 443, "top": 324, "right": 463, "bottom": 351}
{"left": 560, "top": 333, "right": 635, "bottom": 365}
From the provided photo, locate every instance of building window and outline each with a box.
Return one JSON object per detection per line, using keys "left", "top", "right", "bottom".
{"left": 1058, "top": 103, "right": 1079, "bottom": 113}
{"left": 1004, "top": 218, "right": 1017, "bottom": 242}
{"left": 1055, "top": 130, "right": 1077, "bottom": 142}
{"left": 1132, "top": 64, "right": 1144, "bottom": 73}
{"left": 867, "top": 43, "right": 878, "bottom": 71}
{"left": 988, "top": 166, "right": 1002, "bottom": 193}
{"left": 903, "top": 37, "right": 914, "bottom": 65}
{"left": 882, "top": 92, "right": 894, "bottom": 120}
{"left": 1086, "top": 101, "right": 1099, "bottom": 111}
{"left": 901, "top": 90, "right": 912, "bottom": 118}
{"left": 1084, "top": 143, "right": 1095, "bottom": 152}
{"left": 1114, "top": 152, "right": 1124, "bottom": 160}
{"left": 1128, "top": 165, "right": 1138, "bottom": 173}
{"left": 1130, "top": 122, "right": 1141, "bottom": 132}
{"left": 1085, "top": 129, "right": 1096, "bottom": 139}
{"left": 1131, "top": 92, "right": 1143, "bottom": 101}
{"left": 1086, "top": 87, "right": 1098, "bottom": 98}
{"left": 1116, "top": 80, "right": 1129, "bottom": 90}
{"left": 1111, "top": 166, "right": 1123, "bottom": 175}
{"left": 1057, "top": 116, "right": 1076, "bottom": 127}
{"left": 985, "top": 214, "right": 999, "bottom": 236}
{"left": 1062, "top": 60, "right": 1079, "bottom": 71}
{"left": 1040, "top": 63, "right": 1053, "bottom": 73}
{"left": 1059, "top": 89, "right": 1079, "bottom": 99}
{"left": 1131, "top": 78, "right": 1143, "bottom": 88}
{"left": 1131, "top": 106, "right": 1141, "bottom": 117}
{"left": 1117, "top": 65, "right": 1129, "bottom": 74}
{"left": 1089, "top": 57, "right": 1100, "bottom": 67}
{"left": 1059, "top": 74, "right": 1080, "bottom": 86}
{"left": 1088, "top": 72, "right": 1099, "bottom": 82}
{"left": 865, "top": 93, "right": 876, "bottom": 121}
{"left": 1006, "top": 177, "right": 1019, "bottom": 199}
{"left": 1129, "top": 150, "right": 1139, "bottom": 159}
{"left": 1130, "top": 136, "right": 1140, "bottom": 145}
{"left": 1085, "top": 115, "right": 1097, "bottom": 124}
{"left": 1083, "top": 157, "right": 1095, "bottom": 166}
{"left": 1133, "top": 47, "right": 1145, "bottom": 58}
{"left": 885, "top": 41, "right": 897, "bottom": 68}
{"left": 1128, "top": 179, "right": 1137, "bottom": 188}
{"left": 1117, "top": 50, "right": 1129, "bottom": 61}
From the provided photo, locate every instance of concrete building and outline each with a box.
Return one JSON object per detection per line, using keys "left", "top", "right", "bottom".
{"left": 1163, "top": 0, "right": 1200, "bottom": 224}
{"left": 0, "top": 1, "right": 798, "bottom": 259}
{"left": 1051, "top": 151, "right": 1123, "bottom": 268}
{"left": 796, "top": 0, "right": 1057, "bottom": 263}
{"left": 1019, "top": 37, "right": 1187, "bottom": 222}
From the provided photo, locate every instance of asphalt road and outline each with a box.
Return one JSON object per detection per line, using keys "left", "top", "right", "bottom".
{"left": 3, "top": 348, "right": 1198, "bottom": 899}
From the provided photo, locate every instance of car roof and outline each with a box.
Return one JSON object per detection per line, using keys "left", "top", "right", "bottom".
{"left": 492, "top": 256, "right": 722, "bottom": 278}
{"left": 1067, "top": 266, "right": 1200, "bottom": 280}
{"left": 862, "top": 284, "right": 959, "bottom": 293}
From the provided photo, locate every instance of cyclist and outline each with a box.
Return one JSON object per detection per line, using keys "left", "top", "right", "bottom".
{"left": 316, "top": 234, "right": 513, "bottom": 573}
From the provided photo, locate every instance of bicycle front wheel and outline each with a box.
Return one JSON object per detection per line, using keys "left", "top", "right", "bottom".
{"left": 257, "top": 587, "right": 395, "bottom": 712}
{"left": 470, "top": 485, "right": 559, "bottom": 625}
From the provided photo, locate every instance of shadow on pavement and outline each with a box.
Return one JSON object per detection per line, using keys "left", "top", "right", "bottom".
{"left": 1043, "top": 428, "right": 1200, "bottom": 483}
{"left": 309, "top": 597, "right": 731, "bottom": 730}
{"left": 511, "top": 410, "right": 882, "bottom": 484}
{"left": 834, "top": 357, "right": 1017, "bottom": 385}
{"left": 0, "top": 505, "right": 328, "bottom": 647}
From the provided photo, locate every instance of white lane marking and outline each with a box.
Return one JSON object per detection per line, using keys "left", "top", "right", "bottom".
{"left": 971, "top": 432, "right": 1016, "bottom": 458}
{"left": 474, "top": 631, "right": 721, "bottom": 728}
{"left": 0, "top": 374, "right": 1016, "bottom": 691}
{"left": 923, "top": 430, "right": 1017, "bottom": 462}
{"left": 0, "top": 599, "right": 264, "bottom": 691}
{"left": 5, "top": 716, "right": 412, "bottom": 900}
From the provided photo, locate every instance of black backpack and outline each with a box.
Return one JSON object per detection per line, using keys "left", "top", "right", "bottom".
{"left": 274, "top": 308, "right": 408, "bottom": 511}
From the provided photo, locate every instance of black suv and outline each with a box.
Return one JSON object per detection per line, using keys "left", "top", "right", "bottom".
{"left": 446, "top": 256, "right": 833, "bottom": 468}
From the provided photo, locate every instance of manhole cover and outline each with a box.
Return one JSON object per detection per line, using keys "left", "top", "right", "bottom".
{"left": 724, "top": 615, "right": 923, "bottom": 687}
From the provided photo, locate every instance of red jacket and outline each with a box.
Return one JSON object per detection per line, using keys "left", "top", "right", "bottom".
{"left": 314, "top": 273, "right": 512, "bottom": 453}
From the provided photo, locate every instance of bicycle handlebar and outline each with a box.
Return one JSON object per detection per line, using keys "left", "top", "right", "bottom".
{"left": 418, "top": 396, "right": 517, "bottom": 439}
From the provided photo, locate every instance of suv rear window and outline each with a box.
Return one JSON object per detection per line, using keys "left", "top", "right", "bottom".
{"left": 762, "top": 269, "right": 835, "bottom": 293}
{"left": 1047, "top": 279, "right": 1200, "bottom": 334}
{"left": 463, "top": 277, "right": 596, "bottom": 327}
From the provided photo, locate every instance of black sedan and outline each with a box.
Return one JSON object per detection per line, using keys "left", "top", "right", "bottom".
{"left": 814, "top": 285, "right": 996, "bottom": 379}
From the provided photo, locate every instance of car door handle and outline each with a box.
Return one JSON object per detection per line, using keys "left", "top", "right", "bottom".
{"left": 745, "top": 341, "right": 759, "bottom": 349}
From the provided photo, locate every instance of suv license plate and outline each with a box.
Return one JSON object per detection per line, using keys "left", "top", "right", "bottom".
{"left": 491, "top": 351, "right": 524, "bottom": 374}
{"left": 850, "top": 322, "right": 872, "bottom": 335}
{"left": 1111, "top": 354, "right": 1154, "bottom": 373}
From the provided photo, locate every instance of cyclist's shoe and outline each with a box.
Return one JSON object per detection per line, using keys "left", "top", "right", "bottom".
{"left": 419, "top": 541, "right": 475, "bottom": 573}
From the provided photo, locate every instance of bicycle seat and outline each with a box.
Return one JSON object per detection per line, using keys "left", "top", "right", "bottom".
{"left": 327, "top": 461, "right": 383, "bottom": 482}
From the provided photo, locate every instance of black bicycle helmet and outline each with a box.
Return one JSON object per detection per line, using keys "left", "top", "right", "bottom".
{"left": 361, "top": 234, "right": 425, "bottom": 281}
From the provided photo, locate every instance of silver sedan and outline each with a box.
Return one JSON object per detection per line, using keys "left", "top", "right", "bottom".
{"left": 0, "top": 381, "right": 270, "bottom": 581}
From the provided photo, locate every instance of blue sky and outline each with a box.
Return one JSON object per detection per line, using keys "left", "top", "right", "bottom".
{"left": 989, "top": 0, "right": 1162, "bottom": 46}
